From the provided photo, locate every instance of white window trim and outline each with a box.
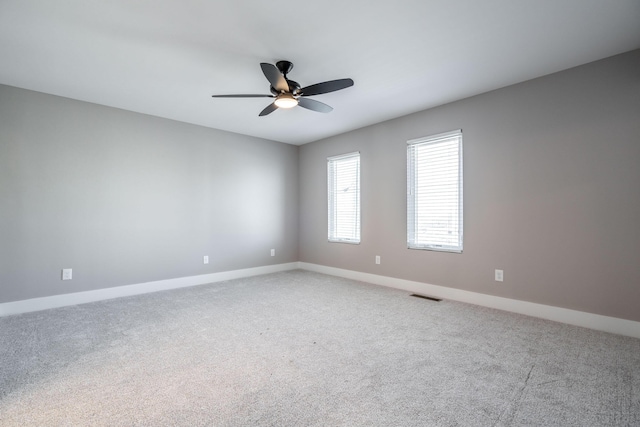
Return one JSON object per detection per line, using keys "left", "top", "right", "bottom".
{"left": 328, "top": 151, "right": 361, "bottom": 244}
{"left": 407, "top": 130, "right": 463, "bottom": 253}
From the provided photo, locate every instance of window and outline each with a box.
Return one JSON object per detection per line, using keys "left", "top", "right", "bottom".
{"left": 407, "top": 130, "right": 463, "bottom": 252}
{"left": 328, "top": 152, "right": 360, "bottom": 243}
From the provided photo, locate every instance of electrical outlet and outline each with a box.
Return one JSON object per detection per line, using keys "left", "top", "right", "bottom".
{"left": 375, "top": 255, "right": 381, "bottom": 265}
{"left": 270, "top": 249, "right": 275, "bottom": 256}
{"left": 203, "top": 256, "right": 209, "bottom": 264}
{"left": 495, "top": 269, "right": 504, "bottom": 282}
{"left": 62, "top": 268, "right": 73, "bottom": 280}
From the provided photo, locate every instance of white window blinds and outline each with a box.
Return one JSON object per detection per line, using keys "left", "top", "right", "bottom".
{"left": 328, "top": 152, "right": 361, "bottom": 243}
{"left": 407, "top": 130, "right": 463, "bottom": 252}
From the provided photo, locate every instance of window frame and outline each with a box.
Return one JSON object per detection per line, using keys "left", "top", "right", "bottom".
{"left": 407, "top": 130, "right": 463, "bottom": 253}
{"left": 327, "top": 151, "right": 361, "bottom": 244}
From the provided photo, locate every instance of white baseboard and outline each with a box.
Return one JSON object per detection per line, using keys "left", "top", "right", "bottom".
{"left": 3, "top": 261, "right": 638, "bottom": 339}
{"left": 0, "top": 263, "right": 299, "bottom": 317}
{"left": 298, "top": 262, "right": 640, "bottom": 339}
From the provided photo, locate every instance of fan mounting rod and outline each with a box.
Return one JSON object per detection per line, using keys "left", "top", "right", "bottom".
{"left": 276, "top": 60, "right": 294, "bottom": 76}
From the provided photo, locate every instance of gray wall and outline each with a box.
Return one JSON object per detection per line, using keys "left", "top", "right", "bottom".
{"left": 3, "top": 50, "right": 639, "bottom": 323}
{"left": 0, "top": 85, "right": 299, "bottom": 303}
{"left": 299, "top": 50, "right": 640, "bottom": 322}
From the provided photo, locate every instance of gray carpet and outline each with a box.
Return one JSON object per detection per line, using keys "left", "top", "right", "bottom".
{"left": 1, "top": 270, "right": 639, "bottom": 426}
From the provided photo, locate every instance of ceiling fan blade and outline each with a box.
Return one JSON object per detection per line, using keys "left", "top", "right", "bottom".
{"left": 212, "top": 94, "right": 274, "bottom": 98}
{"left": 298, "top": 98, "right": 333, "bottom": 113}
{"left": 299, "top": 78, "right": 354, "bottom": 97}
{"left": 259, "top": 102, "right": 279, "bottom": 117}
{"left": 260, "top": 63, "right": 289, "bottom": 92}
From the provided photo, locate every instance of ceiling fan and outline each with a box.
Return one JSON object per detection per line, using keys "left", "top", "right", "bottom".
{"left": 212, "top": 60, "right": 354, "bottom": 116}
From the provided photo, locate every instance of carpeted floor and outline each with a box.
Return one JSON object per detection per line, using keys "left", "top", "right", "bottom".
{"left": 1, "top": 270, "right": 639, "bottom": 426}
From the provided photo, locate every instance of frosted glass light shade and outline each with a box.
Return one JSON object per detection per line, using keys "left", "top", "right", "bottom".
{"left": 274, "top": 93, "right": 298, "bottom": 109}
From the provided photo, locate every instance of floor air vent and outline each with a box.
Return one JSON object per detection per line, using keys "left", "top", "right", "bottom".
{"left": 410, "top": 294, "right": 442, "bottom": 302}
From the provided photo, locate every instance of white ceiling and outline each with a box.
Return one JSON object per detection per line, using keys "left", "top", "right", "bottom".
{"left": 1, "top": 1, "right": 639, "bottom": 145}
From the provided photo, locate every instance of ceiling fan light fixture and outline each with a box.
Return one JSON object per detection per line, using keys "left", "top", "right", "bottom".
{"left": 274, "top": 93, "right": 298, "bottom": 109}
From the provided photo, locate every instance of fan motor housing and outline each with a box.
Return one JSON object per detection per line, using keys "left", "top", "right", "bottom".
{"left": 270, "top": 79, "right": 300, "bottom": 95}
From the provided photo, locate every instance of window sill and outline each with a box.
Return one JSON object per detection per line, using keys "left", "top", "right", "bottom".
{"left": 407, "top": 245, "right": 462, "bottom": 253}
{"left": 328, "top": 239, "right": 361, "bottom": 245}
